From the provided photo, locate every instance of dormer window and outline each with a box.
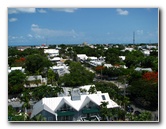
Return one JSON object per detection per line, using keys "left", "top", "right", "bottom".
{"left": 101, "top": 95, "right": 106, "bottom": 100}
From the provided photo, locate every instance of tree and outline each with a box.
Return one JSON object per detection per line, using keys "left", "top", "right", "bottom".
{"left": 142, "top": 72, "right": 158, "bottom": 83}
{"left": 58, "top": 62, "right": 95, "bottom": 87}
{"left": 25, "top": 54, "right": 52, "bottom": 74}
{"left": 8, "top": 70, "right": 26, "bottom": 94}
{"left": 100, "top": 101, "right": 110, "bottom": 121}
{"left": 47, "top": 69, "right": 55, "bottom": 85}
{"left": 8, "top": 105, "right": 28, "bottom": 121}
{"left": 20, "top": 89, "right": 31, "bottom": 114}
{"left": 31, "top": 86, "right": 63, "bottom": 101}
{"left": 126, "top": 111, "right": 152, "bottom": 121}
{"left": 31, "top": 114, "right": 47, "bottom": 121}
{"left": 88, "top": 85, "right": 97, "bottom": 94}
{"left": 127, "top": 79, "right": 158, "bottom": 110}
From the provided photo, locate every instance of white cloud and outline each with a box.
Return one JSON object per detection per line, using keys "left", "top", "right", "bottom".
{"left": 8, "top": 8, "right": 36, "bottom": 14}
{"left": 31, "top": 24, "right": 39, "bottom": 28}
{"left": 136, "top": 30, "right": 144, "bottom": 35}
{"left": 37, "top": 9, "right": 47, "bottom": 13}
{"left": 51, "top": 8, "right": 78, "bottom": 13}
{"left": 116, "top": 8, "right": 129, "bottom": 15}
{"left": 31, "top": 24, "right": 79, "bottom": 38}
{"left": 27, "top": 34, "right": 33, "bottom": 38}
{"left": 8, "top": 35, "right": 27, "bottom": 43}
{"left": 9, "top": 18, "right": 18, "bottom": 22}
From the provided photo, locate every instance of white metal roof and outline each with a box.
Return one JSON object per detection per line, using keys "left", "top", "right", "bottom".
{"left": 44, "top": 49, "right": 59, "bottom": 54}
{"left": 32, "top": 92, "right": 119, "bottom": 115}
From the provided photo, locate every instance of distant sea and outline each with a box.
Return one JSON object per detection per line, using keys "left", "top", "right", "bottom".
{"left": 8, "top": 42, "right": 158, "bottom": 47}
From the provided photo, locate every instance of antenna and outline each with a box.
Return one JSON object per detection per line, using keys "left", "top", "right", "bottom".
{"left": 133, "top": 31, "right": 135, "bottom": 44}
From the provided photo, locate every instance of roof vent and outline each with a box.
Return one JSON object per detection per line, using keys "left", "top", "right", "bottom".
{"left": 71, "top": 89, "right": 81, "bottom": 101}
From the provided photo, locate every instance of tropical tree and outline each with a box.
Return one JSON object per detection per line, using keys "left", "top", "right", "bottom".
{"left": 25, "top": 54, "right": 52, "bottom": 74}
{"left": 58, "top": 62, "right": 95, "bottom": 87}
{"left": 20, "top": 89, "right": 31, "bottom": 114}
{"left": 8, "top": 70, "right": 26, "bottom": 95}
{"left": 8, "top": 105, "right": 27, "bottom": 121}
{"left": 126, "top": 111, "right": 152, "bottom": 121}
{"left": 88, "top": 85, "right": 97, "bottom": 94}
{"left": 100, "top": 101, "right": 110, "bottom": 121}
{"left": 31, "top": 114, "right": 47, "bottom": 121}
{"left": 47, "top": 69, "right": 55, "bottom": 85}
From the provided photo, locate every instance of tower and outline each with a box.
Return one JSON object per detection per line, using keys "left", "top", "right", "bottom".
{"left": 133, "top": 31, "right": 135, "bottom": 44}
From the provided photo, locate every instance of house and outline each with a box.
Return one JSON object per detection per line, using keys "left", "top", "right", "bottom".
{"left": 121, "top": 47, "right": 135, "bottom": 52}
{"left": 8, "top": 67, "right": 25, "bottom": 73}
{"left": 8, "top": 98, "right": 24, "bottom": 112}
{"left": 57, "top": 68, "right": 70, "bottom": 77}
{"left": 142, "top": 49, "right": 150, "bottom": 56}
{"left": 77, "top": 54, "right": 88, "bottom": 62}
{"left": 30, "top": 85, "right": 119, "bottom": 121}
{"left": 135, "top": 67, "right": 152, "bottom": 72}
{"left": 104, "top": 64, "right": 113, "bottom": 68}
{"left": 36, "top": 44, "right": 48, "bottom": 49}
{"left": 24, "top": 75, "right": 47, "bottom": 88}
{"left": 49, "top": 57, "right": 62, "bottom": 62}
{"left": 119, "top": 56, "right": 126, "bottom": 61}
{"left": 50, "top": 64, "right": 70, "bottom": 77}
{"left": 88, "top": 57, "right": 98, "bottom": 61}
{"left": 89, "top": 61, "right": 103, "bottom": 67}
{"left": 44, "top": 49, "right": 59, "bottom": 57}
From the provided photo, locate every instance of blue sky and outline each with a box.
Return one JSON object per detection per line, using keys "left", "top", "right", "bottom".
{"left": 8, "top": 8, "right": 158, "bottom": 46}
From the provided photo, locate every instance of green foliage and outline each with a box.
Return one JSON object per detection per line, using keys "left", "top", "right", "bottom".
{"left": 95, "top": 82, "right": 120, "bottom": 100}
{"left": 8, "top": 47, "right": 20, "bottom": 57}
{"left": 8, "top": 105, "right": 26, "bottom": 121}
{"left": 100, "top": 101, "right": 110, "bottom": 121}
{"left": 126, "top": 111, "right": 152, "bottom": 121}
{"left": 31, "top": 114, "right": 47, "bottom": 121}
{"left": 105, "top": 48, "right": 121, "bottom": 65}
{"left": 141, "top": 56, "right": 158, "bottom": 71}
{"left": 31, "top": 85, "right": 63, "bottom": 101}
{"left": 58, "top": 62, "right": 95, "bottom": 87}
{"left": 124, "top": 50, "right": 144, "bottom": 68}
{"left": 102, "top": 67, "right": 122, "bottom": 78}
{"left": 127, "top": 79, "right": 158, "bottom": 110}
{"left": 20, "top": 89, "right": 31, "bottom": 109}
{"left": 8, "top": 70, "right": 26, "bottom": 94}
{"left": 133, "top": 111, "right": 152, "bottom": 121}
{"left": 47, "top": 69, "right": 56, "bottom": 85}
{"left": 25, "top": 54, "right": 52, "bottom": 74}
{"left": 88, "top": 85, "right": 97, "bottom": 94}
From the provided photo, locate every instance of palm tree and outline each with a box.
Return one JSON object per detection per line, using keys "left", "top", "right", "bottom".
{"left": 100, "top": 101, "right": 110, "bottom": 121}
{"left": 20, "top": 90, "right": 31, "bottom": 120}
{"left": 31, "top": 114, "right": 47, "bottom": 121}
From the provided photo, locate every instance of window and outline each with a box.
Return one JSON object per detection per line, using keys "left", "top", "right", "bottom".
{"left": 48, "top": 117, "right": 53, "bottom": 121}
{"left": 101, "top": 95, "right": 106, "bottom": 100}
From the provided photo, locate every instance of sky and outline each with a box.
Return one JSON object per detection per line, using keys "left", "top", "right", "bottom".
{"left": 8, "top": 8, "right": 158, "bottom": 46}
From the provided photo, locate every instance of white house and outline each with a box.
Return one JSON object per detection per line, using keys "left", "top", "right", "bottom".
{"left": 121, "top": 47, "right": 135, "bottom": 52}
{"left": 8, "top": 67, "right": 25, "bottom": 73}
{"left": 77, "top": 54, "right": 88, "bottom": 62}
{"left": 24, "top": 75, "right": 47, "bottom": 88}
{"left": 142, "top": 49, "right": 150, "bottom": 56}
{"left": 135, "top": 67, "right": 152, "bottom": 72}
{"left": 49, "top": 57, "right": 62, "bottom": 62}
{"left": 30, "top": 85, "right": 119, "bottom": 121}
{"left": 44, "top": 49, "right": 59, "bottom": 57}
